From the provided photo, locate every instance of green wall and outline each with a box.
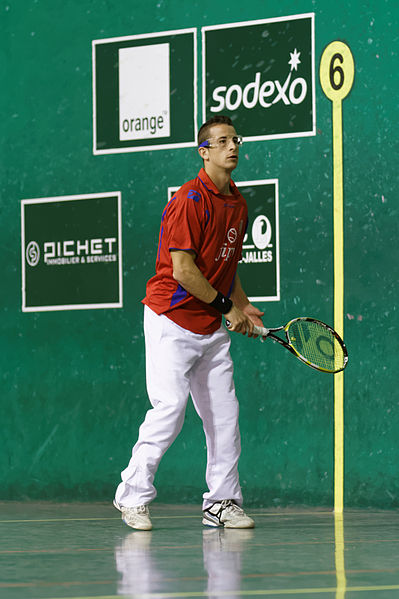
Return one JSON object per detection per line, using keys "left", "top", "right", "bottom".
{"left": 1, "top": 0, "right": 398, "bottom": 507}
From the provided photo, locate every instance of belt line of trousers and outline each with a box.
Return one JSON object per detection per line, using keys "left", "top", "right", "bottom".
{"left": 115, "top": 305, "right": 243, "bottom": 510}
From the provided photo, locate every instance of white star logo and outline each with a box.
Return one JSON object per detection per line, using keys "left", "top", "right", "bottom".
{"left": 288, "top": 49, "right": 301, "bottom": 71}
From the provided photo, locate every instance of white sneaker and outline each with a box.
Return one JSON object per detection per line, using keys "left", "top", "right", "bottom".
{"left": 113, "top": 499, "right": 152, "bottom": 530}
{"left": 202, "top": 500, "right": 255, "bottom": 529}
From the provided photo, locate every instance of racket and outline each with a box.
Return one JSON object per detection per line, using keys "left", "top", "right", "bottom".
{"left": 227, "top": 317, "right": 348, "bottom": 374}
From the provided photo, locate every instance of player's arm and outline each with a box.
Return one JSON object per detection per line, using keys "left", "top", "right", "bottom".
{"left": 230, "top": 274, "right": 265, "bottom": 329}
{"left": 170, "top": 250, "right": 216, "bottom": 302}
{"left": 170, "top": 250, "right": 253, "bottom": 335}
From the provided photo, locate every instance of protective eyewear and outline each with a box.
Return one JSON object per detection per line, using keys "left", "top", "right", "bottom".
{"left": 198, "top": 135, "right": 243, "bottom": 149}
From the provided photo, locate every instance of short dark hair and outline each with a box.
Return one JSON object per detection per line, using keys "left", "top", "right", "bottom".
{"left": 198, "top": 115, "right": 234, "bottom": 147}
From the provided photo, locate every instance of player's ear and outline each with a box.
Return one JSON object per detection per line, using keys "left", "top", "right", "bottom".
{"left": 198, "top": 147, "right": 208, "bottom": 160}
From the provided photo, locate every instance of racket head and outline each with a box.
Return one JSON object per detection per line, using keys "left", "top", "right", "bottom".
{"left": 284, "top": 317, "right": 348, "bottom": 373}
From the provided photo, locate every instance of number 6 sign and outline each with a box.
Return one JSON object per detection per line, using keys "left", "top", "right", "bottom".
{"left": 319, "top": 41, "right": 355, "bottom": 101}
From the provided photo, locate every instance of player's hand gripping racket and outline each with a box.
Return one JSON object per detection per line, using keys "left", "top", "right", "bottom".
{"left": 227, "top": 317, "right": 348, "bottom": 374}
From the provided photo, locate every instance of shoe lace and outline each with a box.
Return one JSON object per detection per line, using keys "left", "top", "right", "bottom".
{"left": 135, "top": 505, "right": 148, "bottom": 514}
{"left": 220, "top": 499, "right": 243, "bottom": 514}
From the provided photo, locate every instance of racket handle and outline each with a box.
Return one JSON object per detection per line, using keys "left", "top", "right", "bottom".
{"left": 253, "top": 324, "right": 269, "bottom": 337}
{"left": 225, "top": 320, "right": 269, "bottom": 337}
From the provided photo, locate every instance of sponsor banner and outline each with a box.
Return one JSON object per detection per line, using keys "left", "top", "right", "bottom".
{"left": 119, "top": 43, "right": 170, "bottom": 142}
{"left": 21, "top": 193, "right": 122, "bottom": 312}
{"left": 202, "top": 13, "right": 315, "bottom": 141}
{"left": 167, "top": 179, "right": 279, "bottom": 302}
{"left": 93, "top": 28, "right": 197, "bottom": 154}
{"left": 237, "top": 180, "right": 280, "bottom": 301}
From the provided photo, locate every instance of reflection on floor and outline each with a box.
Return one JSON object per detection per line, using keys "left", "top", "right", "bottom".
{"left": 1, "top": 502, "right": 399, "bottom": 598}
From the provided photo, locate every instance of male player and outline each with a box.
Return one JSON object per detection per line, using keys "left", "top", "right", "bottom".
{"left": 114, "top": 115, "right": 264, "bottom": 530}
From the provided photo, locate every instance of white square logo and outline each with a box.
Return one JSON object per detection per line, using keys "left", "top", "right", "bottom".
{"left": 119, "top": 43, "right": 170, "bottom": 141}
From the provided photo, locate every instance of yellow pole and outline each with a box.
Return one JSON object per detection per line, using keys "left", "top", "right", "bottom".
{"left": 319, "top": 42, "right": 354, "bottom": 514}
{"left": 333, "top": 99, "right": 344, "bottom": 514}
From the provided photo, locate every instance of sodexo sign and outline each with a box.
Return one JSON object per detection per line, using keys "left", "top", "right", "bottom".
{"left": 210, "top": 66, "right": 308, "bottom": 113}
{"left": 202, "top": 13, "right": 315, "bottom": 141}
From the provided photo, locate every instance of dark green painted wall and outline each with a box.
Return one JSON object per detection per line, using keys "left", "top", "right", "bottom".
{"left": 1, "top": 0, "right": 398, "bottom": 507}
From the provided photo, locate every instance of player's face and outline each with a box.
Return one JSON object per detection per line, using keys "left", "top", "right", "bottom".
{"left": 201, "top": 124, "right": 241, "bottom": 172}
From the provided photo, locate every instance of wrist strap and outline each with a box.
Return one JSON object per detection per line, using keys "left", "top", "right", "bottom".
{"left": 209, "top": 291, "right": 233, "bottom": 314}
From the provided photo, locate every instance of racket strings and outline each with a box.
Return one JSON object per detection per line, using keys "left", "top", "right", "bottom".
{"left": 287, "top": 321, "right": 345, "bottom": 371}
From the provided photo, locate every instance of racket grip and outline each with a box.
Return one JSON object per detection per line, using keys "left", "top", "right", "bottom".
{"left": 253, "top": 324, "right": 269, "bottom": 337}
{"left": 225, "top": 320, "right": 269, "bottom": 337}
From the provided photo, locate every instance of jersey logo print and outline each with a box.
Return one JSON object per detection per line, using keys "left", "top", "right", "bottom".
{"left": 215, "top": 228, "right": 238, "bottom": 262}
{"left": 187, "top": 190, "right": 201, "bottom": 202}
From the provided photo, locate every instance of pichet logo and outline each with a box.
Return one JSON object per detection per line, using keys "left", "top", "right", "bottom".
{"left": 25, "top": 238, "right": 117, "bottom": 267}
{"left": 26, "top": 241, "right": 40, "bottom": 267}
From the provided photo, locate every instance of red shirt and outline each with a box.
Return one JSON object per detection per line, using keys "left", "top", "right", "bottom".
{"left": 143, "top": 168, "right": 248, "bottom": 334}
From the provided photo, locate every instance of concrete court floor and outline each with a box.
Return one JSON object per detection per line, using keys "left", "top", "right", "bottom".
{"left": 1, "top": 503, "right": 399, "bottom": 599}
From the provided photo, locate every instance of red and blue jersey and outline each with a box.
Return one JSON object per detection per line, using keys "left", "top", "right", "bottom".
{"left": 143, "top": 168, "right": 248, "bottom": 334}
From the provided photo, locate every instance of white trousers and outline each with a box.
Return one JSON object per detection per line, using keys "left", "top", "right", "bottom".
{"left": 115, "top": 305, "right": 242, "bottom": 510}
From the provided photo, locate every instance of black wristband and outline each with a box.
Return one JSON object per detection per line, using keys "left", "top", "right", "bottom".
{"left": 209, "top": 291, "right": 233, "bottom": 314}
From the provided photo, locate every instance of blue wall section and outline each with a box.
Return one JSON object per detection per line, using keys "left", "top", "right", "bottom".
{"left": 1, "top": 0, "right": 398, "bottom": 507}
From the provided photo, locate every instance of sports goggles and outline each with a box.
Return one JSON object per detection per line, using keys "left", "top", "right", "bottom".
{"left": 198, "top": 135, "right": 243, "bottom": 149}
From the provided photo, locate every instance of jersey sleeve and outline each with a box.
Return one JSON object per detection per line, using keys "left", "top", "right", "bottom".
{"left": 166, "top": 187, "right": 205, "bottom": 255}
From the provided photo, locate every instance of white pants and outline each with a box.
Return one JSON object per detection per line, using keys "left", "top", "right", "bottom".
{"left": 115, "top": 305, "right": 242, "bottom": 510}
